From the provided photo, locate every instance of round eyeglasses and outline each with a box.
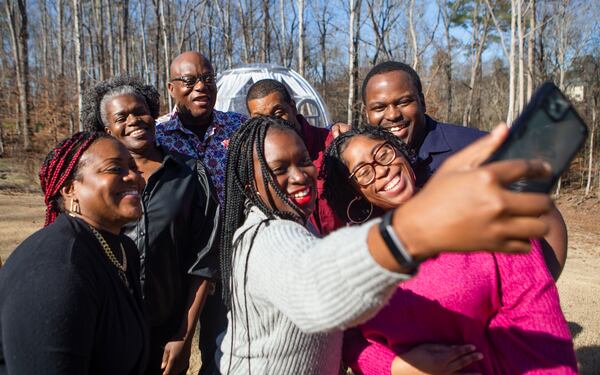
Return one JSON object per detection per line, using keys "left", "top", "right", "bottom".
{"left": 348, "top": 142, "right": 397, "bottom": 187}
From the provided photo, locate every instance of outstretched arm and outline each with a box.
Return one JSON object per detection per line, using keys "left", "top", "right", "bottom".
{"left": 540, "top": 205, "right": 568, "bottom": 281}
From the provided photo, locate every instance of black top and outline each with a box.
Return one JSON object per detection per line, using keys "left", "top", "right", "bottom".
{"left": 123, "top": 148, "right": 219, "bottom": 329}
{"left": 0, "top": 214, "right": 148, "bottom": 374}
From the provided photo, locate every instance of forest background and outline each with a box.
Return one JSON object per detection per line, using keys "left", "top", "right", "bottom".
{"left": 1, "top": 0, "right": 600, "bottom": 198}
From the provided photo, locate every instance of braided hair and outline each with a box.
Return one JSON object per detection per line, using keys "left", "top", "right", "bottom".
{"left": 321, "top": 125, "right": 417, "bottom": 223}
{"left": 81, "top": 75, "right": 160, "bottom": 132}
{"left": 39, "top": 131, "right": 111, "bottom": 226}
{"left": 220, "top": 116, "right": 308, "bottom": 301}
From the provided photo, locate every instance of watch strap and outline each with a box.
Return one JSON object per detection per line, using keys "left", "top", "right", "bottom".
{"left": 379, "top": 210, "right": 418, "bottom": 274}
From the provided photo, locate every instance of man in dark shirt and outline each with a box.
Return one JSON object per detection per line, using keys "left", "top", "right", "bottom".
{"left": 361, "top": 61, "right": 568, "bottom": 280}
{"left": 245, "top": 79, "right": 344, "bottom": 235}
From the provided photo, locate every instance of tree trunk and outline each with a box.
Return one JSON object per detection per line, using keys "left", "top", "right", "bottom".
{"left": 463, "top": 9, "right": 490, "bottom": 127}
{"left": 517, "top": 0, "right": 525, "bottom": 113}
{"left": 507, "top": 0, "right": 517, "bottom": 125}
{"left": 94, "top": 0, "right": 106, "bottom": 80}
{"left": 317, "top": 2, "right": 330, "bottom": 97}
{"left": 261, "top": 0, "right": 270, "bottom": 63}
{"left": 58, "top": 0, "right": 64, "bottom": 78}
{"left": 237, "top": 0, "right": 251, "bottom": 63}
{"left": 139, "top": 0, "right": 150, "bottom": 82}
{"left": 158, "top": 0, "right": 172, "bottom": 109}
{"left": 585, "top": 99, "right": 596, "bottom": 195}
{"left": 527, "top": 0, "right": 536, "bottom": 100}
{"left": 298, "top": 0, "right": 305, "bottom": 76}
{"left": 4, "top": 0, "right": 31, "bottom": 149}
{"left": 73, "top": 0, "right": 84, "bottom": 131}
{"left": 554, "top": 0, "right": 569, "bottom": 197}
{"left": 41, "top": 0, "right": 49, "bottom": 80}
{"left": 119, "top": 0, "right": 129, "bottom": 73}
{"left": 106, "top": 0, "right": 115, "bottom": 76}
{"left": 347, "top": 0, "right": 362, "bottom": 126}
{"left": 440, "top": 0, "right": 453, "bottom": 122}
{"left": 408, "top": 0, "right": 419, "bottom": 70}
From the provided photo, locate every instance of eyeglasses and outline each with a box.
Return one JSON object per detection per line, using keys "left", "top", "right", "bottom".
{"left": 170, "top": 73, "right": 216, "bottom": 88}
{"left": 348, "top": 142, "right": 397, "bottom": 187}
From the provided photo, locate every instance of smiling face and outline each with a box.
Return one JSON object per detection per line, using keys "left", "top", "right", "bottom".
{"left": 104, "top": 93, "right": 156, "bottom": 154}
{"left": 247, "top": 92, "right": 301, "bottom": 132}
{"left": 341, "top": 135, "right": 416, "bottom": 210}
{"left": 62, "top": 137, "right": 144, "bottom": 233}
{"left": 252, "top": 127, "right": 318, "bottom": 219}
{"left": 363, "top": 70, "right": 427, "bottom": 146}
{"left": 167, "top": 52, "right": 217, "bottom": 125}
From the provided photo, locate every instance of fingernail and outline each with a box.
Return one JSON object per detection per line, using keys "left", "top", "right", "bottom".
{"left": 476, "top": 353, "right": 484, "bottom": 360}
{"left": 465, "top": 344, "right": 476, "bottom": 351}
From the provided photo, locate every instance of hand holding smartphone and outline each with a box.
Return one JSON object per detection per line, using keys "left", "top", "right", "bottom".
{"left": 484, "top": 82, "right": 589, "bottom": 193}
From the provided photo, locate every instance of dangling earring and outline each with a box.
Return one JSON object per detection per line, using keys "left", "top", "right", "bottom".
{"left": 346, "top": 196, "right": 373, "bottom": 224}
{"left": 69, "top": 199, "right": 81, "bottom": 216}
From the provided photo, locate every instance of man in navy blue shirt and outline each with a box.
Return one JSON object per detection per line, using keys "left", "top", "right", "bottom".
{"left": 361, "top": 61, "right": 568, "bottom": 280}
{"left": 361, "top": 61, "right": 487, "bottom": 186}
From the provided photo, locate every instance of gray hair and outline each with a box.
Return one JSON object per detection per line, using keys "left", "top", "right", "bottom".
{"left": 99, "top": 85, "right": 145, "bottom": 128}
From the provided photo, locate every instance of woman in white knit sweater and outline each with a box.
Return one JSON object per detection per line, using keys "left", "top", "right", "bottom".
{"left": 216, "top": 117, "right": 553, "bottom": 374}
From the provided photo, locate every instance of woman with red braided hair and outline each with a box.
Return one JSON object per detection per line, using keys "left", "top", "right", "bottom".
{"left": 0, "top": 131, "right": 148, "bottom": 374}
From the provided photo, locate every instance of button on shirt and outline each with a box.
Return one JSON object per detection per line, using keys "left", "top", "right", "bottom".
{"left": 156, "top": 108, "right": 247, "bottom": 203}
{"left": 415, "top": 116, "right": 487, "bottom": 187}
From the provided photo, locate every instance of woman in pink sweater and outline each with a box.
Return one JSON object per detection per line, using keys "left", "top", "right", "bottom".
{"left": 322, "top": 126, "right": 577, "bottom": 374}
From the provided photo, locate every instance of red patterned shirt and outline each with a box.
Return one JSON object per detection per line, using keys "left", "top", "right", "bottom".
{"left": 156, "top": 108, "right": 247, "bottom": 203}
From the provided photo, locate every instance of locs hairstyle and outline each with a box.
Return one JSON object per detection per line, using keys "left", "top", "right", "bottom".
{"left": 219, "top": 116, "right": 305, "bottom": 304}
{"left": 39, "top": 131, "right": 112, "bottom": 226}
{"left": 81, "top": 75, "right": 160, "bottom": 132}
{"left": 321, "top": 125, "right": 417, "bottom": 223}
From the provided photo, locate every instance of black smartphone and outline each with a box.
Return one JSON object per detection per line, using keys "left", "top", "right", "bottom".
{"left": 485, "top": 81, "right": 589, "bottom": 193}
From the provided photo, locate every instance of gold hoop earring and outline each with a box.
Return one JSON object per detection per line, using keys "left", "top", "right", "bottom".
{"left": 69, "top": 199, "right": 81, "bottom": 216}
{"left": 346, "top": 196, "right": 373, "bottom": 224}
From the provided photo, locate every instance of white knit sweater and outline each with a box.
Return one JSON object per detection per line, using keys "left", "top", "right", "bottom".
{"left": 216, "top": 206, "right": 408, "bottom": 374}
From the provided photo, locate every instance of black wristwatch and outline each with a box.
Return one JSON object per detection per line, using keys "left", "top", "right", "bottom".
{"left": 378, "top": 210, "right": 419, "bottom": 274}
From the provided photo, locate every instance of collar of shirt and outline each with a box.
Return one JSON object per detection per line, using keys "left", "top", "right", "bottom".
{"left": 417, "top": 115, "right": 452, "bottom": 161}
{"left": 158, "top": 106, "right": 221, "bottom": 142}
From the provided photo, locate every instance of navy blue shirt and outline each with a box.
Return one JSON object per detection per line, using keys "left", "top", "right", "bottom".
{"left": 415, "top": 116, "right": 487, "bottom": 187}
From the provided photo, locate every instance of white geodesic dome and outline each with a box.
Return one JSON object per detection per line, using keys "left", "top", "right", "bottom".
{"left": 215, "top": 64, "right": 331, "bottom": 128}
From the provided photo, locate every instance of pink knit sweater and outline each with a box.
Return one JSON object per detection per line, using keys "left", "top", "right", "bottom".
{"left": 343, "top": 239, "right": 577, "bottom": 374}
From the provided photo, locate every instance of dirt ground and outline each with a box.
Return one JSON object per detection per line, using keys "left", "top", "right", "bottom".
{"left": 1, "top": 192, "right": 599, "bottom": 374}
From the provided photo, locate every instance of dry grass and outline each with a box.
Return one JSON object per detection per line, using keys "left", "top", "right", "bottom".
{"left": 1, "top": 192, "right": 599, "bottom": 373}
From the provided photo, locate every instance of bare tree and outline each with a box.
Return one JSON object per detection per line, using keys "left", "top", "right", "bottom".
{"left": 438, "top": 0, "right": 463, "bottom": 121}
{"left": 517, "top": 0, "right": 525, "bottom": 113}
{"left": 347, "top": 0, "right": 362, "bottom": 126}
{"left": 73, "top": 0, "right": 84, "bottom": 130}
{"left": 157, "top": 0, "right": 171, "bottom": 109}
{"left": 526, "top": 0, "right": 536, "bottom": 100}
{"left": 119, "top": 0, "right": 129, "bottom": 73}
{"left": 261, "top": 0, "right": 271, "bottom": 63}
{"left": 314, "top": 1, "right": 333, "bottom": 97}
{"left": 298, "top": 0, "right": 305, "bottom": 76}
{"left": 4, "top": 0, "right": 31, "bottom": 148}
{"left": 365, "top": 0, "right": 400, "bottom": 64}
{"left": 463, "top": 1, "right": 491, "bottom": 127}
{"left": 408, "top": 0, "right": 419, "bottom": 69}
